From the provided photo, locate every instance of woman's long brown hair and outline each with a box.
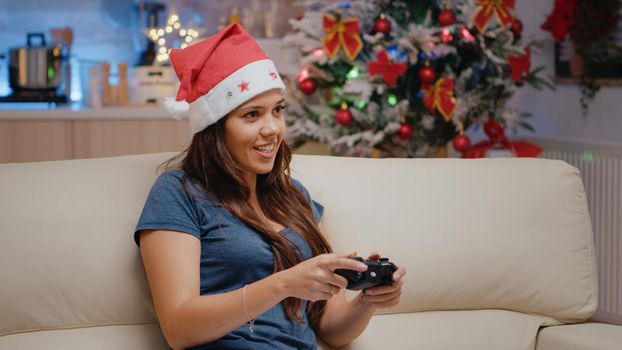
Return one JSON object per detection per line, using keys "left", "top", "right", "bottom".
{"left": 162, "top": 117, "right": 333, "bottom": 327}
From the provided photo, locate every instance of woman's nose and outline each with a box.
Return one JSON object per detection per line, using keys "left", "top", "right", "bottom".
{"left": 259, "top": 116, "right": 279, "bottom": 136}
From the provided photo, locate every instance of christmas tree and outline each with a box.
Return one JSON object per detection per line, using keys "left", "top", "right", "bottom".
{"left": 284, "top": 0, "right": 553, "bottom": 157}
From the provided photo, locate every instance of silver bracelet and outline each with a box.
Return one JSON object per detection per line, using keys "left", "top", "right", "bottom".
{"left": 242, "top": 284, "right": 256, "bottom": 333}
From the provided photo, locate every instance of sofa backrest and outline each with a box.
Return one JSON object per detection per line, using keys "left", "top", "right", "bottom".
{"left": 290, "top": 155, "right": 598, "bottom": 324}
{"left": 0, "top": 153, "right": 597, "bottom": 338}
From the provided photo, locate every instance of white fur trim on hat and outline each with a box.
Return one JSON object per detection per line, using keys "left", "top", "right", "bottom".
{"left": 179, "top": 59, "right": 285, "bottom": 134}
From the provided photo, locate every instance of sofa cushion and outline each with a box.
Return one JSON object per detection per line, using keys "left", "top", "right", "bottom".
{"left": 319, "top": 309, "right": 551, "bottom": 350}
{"left": 535, "top": 323, "right": 622, "bottom": 350}
{"left": 290, "top": 155, "right": 598, "bottom": 323}
{"left": 0, "top": 323, "right": 168, "bottom": 350}
{"left": 0, "top": 153, "right": 174, "bottom": 336}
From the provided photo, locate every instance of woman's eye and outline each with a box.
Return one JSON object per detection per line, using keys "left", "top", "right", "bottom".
{"left": 244, "top": 111, "right": 260, "bottom": 119}
{"left": 273, "top": 104, "right": 287, "bottom": 115}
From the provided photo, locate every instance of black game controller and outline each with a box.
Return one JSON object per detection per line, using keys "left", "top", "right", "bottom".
{"left": 334, "top": 256, "right": 397, "bottom": 290}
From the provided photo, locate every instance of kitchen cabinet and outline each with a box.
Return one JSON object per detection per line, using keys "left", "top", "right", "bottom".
{"left": 0, "top": 108, "right": 191, "bottom": 163}
{"left": 72, "top": 119, "right": 190, "bottom": 160}
{"left": 0, "top": 121, "right": 74, "bottom": 163}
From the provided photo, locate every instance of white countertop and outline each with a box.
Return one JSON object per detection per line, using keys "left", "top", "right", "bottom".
{"left": 0, "top": 104, "right": 181, "bottom": 120}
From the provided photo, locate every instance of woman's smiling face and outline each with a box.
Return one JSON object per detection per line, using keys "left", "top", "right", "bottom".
{"left": 223, "top": 89, "right": 287, "bottom": 181}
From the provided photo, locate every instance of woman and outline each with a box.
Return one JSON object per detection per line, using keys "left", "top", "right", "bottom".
{"left": 135, "top": 24, "right": 406, "bottom": 350}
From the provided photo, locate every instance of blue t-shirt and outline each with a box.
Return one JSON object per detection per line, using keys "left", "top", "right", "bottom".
{"left": 134, "top": 170, "right": 324, "bottom": 350}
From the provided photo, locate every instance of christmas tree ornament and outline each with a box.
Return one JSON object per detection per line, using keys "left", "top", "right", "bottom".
{"left": 368, "top": 50, "right": 407, "bottom": 86}
{"left": 374, "top": 13, "right": 392, "bottom": 35}
{"left": 336, "top": 103, "right": 353, "bottom": 126}
{"left": 508, "top": 47, "right": 531, "bottom": 83}
{"left": 422, "top": 77, "right": 457, "bottom": 121}
{"left": 473, "top": 0, "right": 516, "bottom": 33}
{"left": 323, "top": 12, "right": 363, "bottom": 61}
{"left": 397, "top": 122, "right": 414, "bottom": 140}
{"left": 284, "top": 0, "right": 552, "bottom": 158}
{"left": 438, "top": 6, "right": 456, "bottom": 27}
{"left": 511, "top": 18, "right": 523, "bottom": 36}
{"left": 452, "top": 134, "right": 471, "bottom": 152}
{"left": 418, "top": 64, "right": 436, "bottom": 85}
{"left": 483, "top": 119, "right": 505, "bottom": 142}
{"left": 299, "top": 78, "right": 317, "bottom": 95}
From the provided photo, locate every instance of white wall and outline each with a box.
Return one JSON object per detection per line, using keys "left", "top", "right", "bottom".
{"left": 508, "top": 0, "right": 622, "bottom": 146}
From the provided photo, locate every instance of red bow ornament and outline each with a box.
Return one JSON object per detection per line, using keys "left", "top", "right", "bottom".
{"left": 473, "top": 0, "right": 516, "bottom": 33}
{"left": 368, "top": 50, "right": 407, "bottom": 86}
{"left": 461, "top": 120, "right": 542, "bottom": 158}
{"left": 540, "top": 0, "right": 579, "bottom": 43}
{"left": 462, "top": 138, "right": 543, "bottom": 158}
{"left": 323, "top": 13, "right": 363, "bottom": 61}
{"left": 423, "top": 77, "right": 457, "bottom": 121}
{"left": 508, "top": 47, "right": 531, "bottom": 83}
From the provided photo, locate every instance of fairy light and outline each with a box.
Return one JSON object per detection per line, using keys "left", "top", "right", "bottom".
{"left": 461, "top": 27, "right": 475, "bottom": 42}
{"left": 144, "top": 12, "right": 203, "bottom": 64}
{"left": 346, "top": 66, "right": 360, "bottom": 79}
{"left": 297, "top": 67, "right": 310, "bottom": 82}
{"left": 387, "top": 94, "right": 398, "bottom": 106}
{"left": 312, "top": 49, "right": 324, "bottom": 57}
{"left": 441, "top": 27, "right": 453, "bottom": 43}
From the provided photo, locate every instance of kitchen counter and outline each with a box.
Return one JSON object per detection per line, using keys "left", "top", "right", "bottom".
{"left": 0, "top": 104, "right": 179, "bottom": 120}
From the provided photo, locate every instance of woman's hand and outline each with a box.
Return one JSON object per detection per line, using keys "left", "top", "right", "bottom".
{"left": 358, "top": 252, "right": 406, "bottom": 309}
{"left": 278, "top": 252, "right": 368, "bottom": 302}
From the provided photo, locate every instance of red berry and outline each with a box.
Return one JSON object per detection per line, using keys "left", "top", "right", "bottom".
{"left": 398, "top": 123, "right": 414, "bottom": 140}
{"left": 336, "top": 108, "right": 352, "bottom": 126}
{"left": 374, "top": 17, "right": 391, "bottom": 35}
{"left": 483, "top": 119, "right": 505, "bottom": 142}
{"left": 438, "top": 8, "right": 456, "bottom": 26}
{"left": 419, "top": 66, "right": 436, "bottom": 85}
{"left": 298, "top": 78, "right": 316, "bottom": 95}
{"left": 452, "top": 134, "right": 471, "bottom": 152}
{"left": 511, "top": 18, "right": 523, "bottom": 35}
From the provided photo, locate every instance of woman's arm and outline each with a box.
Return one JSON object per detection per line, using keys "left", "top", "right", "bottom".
{"left": 139, "top": 229, "right": 368, "bottom": 350}
{"left": 139, "top": 229, "right": 287, "bottom": 349}
{"left": 314, "top": 223, "right": 407, "bottom": 349}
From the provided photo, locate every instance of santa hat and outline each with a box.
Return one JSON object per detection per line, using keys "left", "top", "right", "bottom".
{"left": 163, "top": 23, "right": 286, "bottom": 134}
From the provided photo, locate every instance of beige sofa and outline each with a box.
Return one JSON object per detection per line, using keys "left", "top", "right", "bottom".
{"left": 1, "top": 153, "right": 621, "bottom": 349}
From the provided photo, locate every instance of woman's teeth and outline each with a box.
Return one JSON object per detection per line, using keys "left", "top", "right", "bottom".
{"left": 253, "top": 144, "right": 275, "bottom": 153}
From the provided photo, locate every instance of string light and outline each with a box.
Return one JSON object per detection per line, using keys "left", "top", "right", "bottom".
{"left": 387, "top": 94, "right": 398, "bottom": 106}
{"left": 144, "top": 12, "right": 204, "bottom": 64}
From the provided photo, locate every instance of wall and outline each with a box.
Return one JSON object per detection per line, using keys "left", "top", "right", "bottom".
{"left": 509, "top": 0, "right": 622, "bottom": 146}
{"left": 0, "top": 0, "right": 300, "bottom": 98}
{"left": 0, "top": 0, "right": 620, "bottom": 145}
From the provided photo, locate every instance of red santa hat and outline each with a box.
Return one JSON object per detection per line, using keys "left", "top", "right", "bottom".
{"left": 163, "top": 23, "right": 285, "bottom": 134}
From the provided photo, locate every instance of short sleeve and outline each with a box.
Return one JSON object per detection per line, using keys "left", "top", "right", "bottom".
{"left": 291, "top": 178, "right": 324, "bottom": 223}
{"left": 134, "top": 171, "right": 201, "bottom": 246}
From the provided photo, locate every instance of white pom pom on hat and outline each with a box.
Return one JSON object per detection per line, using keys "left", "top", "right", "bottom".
{"left": 164, "top": 23, "right": 286, "bottom": 134}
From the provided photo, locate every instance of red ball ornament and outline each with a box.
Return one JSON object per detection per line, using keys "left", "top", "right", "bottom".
{"left": 298, "top": 78, "right": 316, "bottom": 95}
{"left": 419, "top": 65, "right": 436, "bottom": 85}
{"left": 336, "top": 107, "right": 353, "bottom": 126}
{"left": 510, "top": 18, "right": 523, "bottom": 36}
{"left": 374, "top": 16, "right": 391, "bottom": 35}
{"left": 438, "top": 8, "right": 456, "bottom": 26}
{"left": 452, "top": 134, "right": 471, "bottom": 152}
{"left": 483, "top": 119, "right": 505, "bottom": 142}
{"left": 397, "top": 123, "right": 414, "bottom": 140}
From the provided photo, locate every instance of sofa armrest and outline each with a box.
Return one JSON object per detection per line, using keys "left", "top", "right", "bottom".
{"left": 536, "top": 323, "right": 622, "bottom": 350}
